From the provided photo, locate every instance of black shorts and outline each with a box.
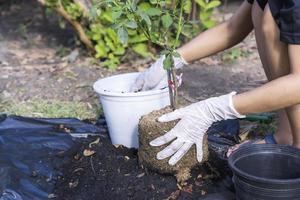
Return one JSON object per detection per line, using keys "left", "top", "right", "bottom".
{"left": 247, "top": 0, "right": 300, "bottom": 44}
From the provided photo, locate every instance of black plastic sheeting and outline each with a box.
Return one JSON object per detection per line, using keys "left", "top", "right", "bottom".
{"left": 0, "top": 114, "right": 239, "bottom": 200}
{"left": 0, "top": 114, "right": 103, "bottom": 200}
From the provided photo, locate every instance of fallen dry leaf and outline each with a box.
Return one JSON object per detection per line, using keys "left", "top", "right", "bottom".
{"left": 89, "top": 138, "right": 100, "bottom": 148}
{"left": 83, "top": 149, "right": 95, "bottom": 157}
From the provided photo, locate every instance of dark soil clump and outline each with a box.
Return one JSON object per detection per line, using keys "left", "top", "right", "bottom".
{"left": 138, "top": 107, "right": 209, "bottom": 182}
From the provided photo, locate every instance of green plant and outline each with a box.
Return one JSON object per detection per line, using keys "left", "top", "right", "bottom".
{"left": 103, "top": 0, "right": 190, "bottom": 109}
{"left": 39, "top": 0, "right": 220, "bottom": 70}
{"left": 196, "top": 0, "right": 221, "bottom": 29}
{"left": 222, "top": 47, "right": 251, "bottom": 63}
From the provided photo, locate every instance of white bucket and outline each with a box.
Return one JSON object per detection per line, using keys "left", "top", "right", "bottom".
{"left": 93, "top": 73, "right": 170, "bottom": 148}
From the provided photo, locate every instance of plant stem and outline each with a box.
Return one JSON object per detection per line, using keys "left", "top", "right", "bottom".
{"left": 167, "top": 69, "right": 174, "bottom": 108}
{"left": 173, "top": 1, "right": 184, "bottom": 50}
{"left": 169, "top": 1, "right": 184, "bottom": 110}
{"left": 171, "top": 67, "right": 178, "bottom": 109}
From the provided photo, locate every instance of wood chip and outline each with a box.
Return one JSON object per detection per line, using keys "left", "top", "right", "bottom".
{"left": 165, "top": 190, "right": 180, "bottom": 200}
{"left": 69, "top": 180, "right": 79, "bottom": 188}
{"left": 176, "top": 183, "right": 182, "bottom": 190}
{"left": 124, "top": 173, "right": 131, "bottom": 176}
{"left": 83, "top": 149, "right": 95, "bottom": 157}
{"left": 136, "top": 173, "right": 145, "bottom": 178}
{"left": 48, "top": 193, "right": 57, "bottom": 199}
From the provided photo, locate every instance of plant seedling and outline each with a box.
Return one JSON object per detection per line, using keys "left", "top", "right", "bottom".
{"left": 101, "top": 0, "right": 188, "bottom": 109}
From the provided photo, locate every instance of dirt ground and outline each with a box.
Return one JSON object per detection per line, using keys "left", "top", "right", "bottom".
{"left": 0, "top": 0, "right": 266, "bottom": 118}
{"left": 54, "top": 134, "right": 225, "bottom": 200}
{"left": 0, "top": 0, "right": 270, "bottom": 199}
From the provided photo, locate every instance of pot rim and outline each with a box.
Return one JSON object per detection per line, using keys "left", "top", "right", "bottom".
{"left": 228, "top": 144, "right": 300, "bottom": 185}
{"left": 93, "top": 73, "right": 169, "bottom": 97}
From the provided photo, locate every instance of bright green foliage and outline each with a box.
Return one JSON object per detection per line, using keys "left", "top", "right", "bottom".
{"left": 44, "top": 0, "right": 220, "bottom": 69}
{"left": 196, "top": 0, "right": 221, "bottom": 29}
{"left": 65, "top": 3, "right": 83, "bottom": 19}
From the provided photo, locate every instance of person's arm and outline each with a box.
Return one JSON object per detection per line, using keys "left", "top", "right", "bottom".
{"left": 177, "top": 1, "right": 253, "bottom": 62}
{"left": 233, "top": 45, "right": 300, "bottom": 114}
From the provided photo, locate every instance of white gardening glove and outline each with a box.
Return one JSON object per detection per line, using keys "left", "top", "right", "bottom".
{"left": 130, "top": 54, "right": 188, "bottom": 92}
{"left": 150, "top": 92, "right": 245, "bottom": 166}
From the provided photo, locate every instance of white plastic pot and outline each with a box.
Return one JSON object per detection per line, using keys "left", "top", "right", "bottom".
{"left": 93, "top": 73, "right": 170, "bottom": 148}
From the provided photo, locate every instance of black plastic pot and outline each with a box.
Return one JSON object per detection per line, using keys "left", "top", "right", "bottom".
{"left": 228, "top": 144, "right": 300, "bottom": 200}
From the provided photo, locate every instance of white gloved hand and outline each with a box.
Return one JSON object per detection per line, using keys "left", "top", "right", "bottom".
{"left": 150, "top": 92, "right": 245, "bottom": 166}
{"left": 130, "top": 54, "right": 188, "bottom": 92}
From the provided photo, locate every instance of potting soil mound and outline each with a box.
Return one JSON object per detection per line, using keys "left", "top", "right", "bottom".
{"left": 138, "top": 107, "right": 209, "bottom": 182}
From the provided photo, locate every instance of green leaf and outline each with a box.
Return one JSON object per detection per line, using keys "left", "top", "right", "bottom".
{"left": 106, "top": 28, "right": 119, "bottom": 44}
{"left": 163, "top": 54, "right": 173, "bottom": 70}
{"left": 202, "top": 19, "right": 216, "bottom": 29}
{"left": 161, "top": 13, "right": 173, "bottom": 29}
{"left": 114, "top": 46, "right": 126, "bottom": 55}
{"left": 138, "top": 2, "right": 151, "bottom": 11}
{"left": 101, "top": 10, "right": 113, "bottom": 23}
{"left": 112, "top": 11, "right": 122, "bottom": 20}
{"left": 126, "top": 21, "right": 138, "bottom": 29}
{"left": 104, "top": 36, "right": 115, "bottom": 51}
{"left": 206, "top": 0, "right": 221, "bottom": 10}
{"left": 117, "top": 27, "right": 128, "bottom": 44}
{"left": 172, "top": 51, "right": 180, "bottom": 58}
{"left": 139, "top": 12, "right": 151, "bottom": 26}
{"left": 183, "top": 0, "right": 192, "bottom": 14}
{"left": 95, "top": 43, "right": 107, "bottom": 58}
{"left": 195, "top": 0, "right": 206, "bottom": 8}
{"left": 199, "top": 10, "right": 212, "bottom": 21}
{"left": 146, "top": 8, "right": 161, "bottom": 16}
{"left": 128, "top": 34, "right": 148, "bottom": 43}
{"left": 132, "top": 43, "right": 149, "bottom": 57}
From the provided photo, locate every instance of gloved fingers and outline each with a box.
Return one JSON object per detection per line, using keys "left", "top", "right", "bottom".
{"left": 158, "top": 110, "right": 182, "bottom": 122}
{"left": 168, "top": 142, "right": 193, "bottom": 166}
{"left": 177, "top": 73, "right": 183, "bottom": 87}
{"left": 156, "top": 139, "right": 184, "bottom": 160}
{"left": 130, "top": 73, "right": 145, "bottom": 92}
{"left": 196, "top": 141, "right": 203, "bottom": 163}
{"left": 149, "top": 130, "right": 176, "bottom": 146}
{"left": 152, "top": 75, "right": 168, "bottom": 90}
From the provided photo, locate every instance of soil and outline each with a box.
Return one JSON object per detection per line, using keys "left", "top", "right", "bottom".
{"left": 54, "top": 134, "right": 221, "bottom": 200}
{"left": 138, "top": 107, "right": 209, "bottom": 183}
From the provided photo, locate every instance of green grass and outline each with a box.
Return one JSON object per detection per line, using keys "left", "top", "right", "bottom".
{"left": 222, "top": 47, "right": 251, "bottom": 63}
{"left": 0, "top": 99, "right": 101, "bottom": 120}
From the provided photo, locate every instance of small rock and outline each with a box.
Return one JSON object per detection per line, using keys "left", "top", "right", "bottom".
{"left": 67, "top": 49, "right": 79, "bottom": 63}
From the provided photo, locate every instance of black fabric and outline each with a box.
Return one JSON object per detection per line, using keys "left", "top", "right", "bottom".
{"left": 246, "top": 0, "right": 268, "bottom": 10}
{"left": 246, "top": 0, "right": 300, "bottom": 44}
{"left": 0, "top": 115, "right": 103, "bottom": 200}
{"left": 269, "top": 0, "right": 300, "bottom": 44}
